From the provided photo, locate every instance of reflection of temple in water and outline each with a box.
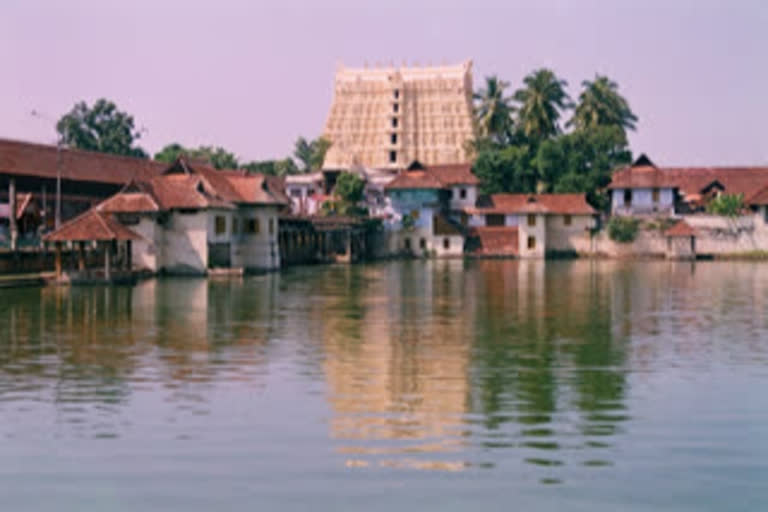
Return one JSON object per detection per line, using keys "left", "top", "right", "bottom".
{"left": 321, "top": 261, "right": 473, "bottom": 469}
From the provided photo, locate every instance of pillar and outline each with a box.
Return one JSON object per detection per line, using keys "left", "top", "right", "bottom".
{"left": 104, "top": 242, "right": 112, "bottom": 281}
{"left": 78, "top": 241, "right": 86, "bottom": 271}
{"left": 126, "top": 240, "right": 132, "bottom": 270}
{"left": 54, "top": 242, "right": 62, "bottom": 278}
{"left": 9, "top": 178, "right": 17, "bottom": 250}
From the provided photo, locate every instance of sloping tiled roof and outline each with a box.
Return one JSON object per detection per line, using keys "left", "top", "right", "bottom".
{"left": 609, "top": 163, "right": 768, "bottom": 198}
{"left": 426, "top": 163, "right": 479, "bottom": 186}
{"left": 466, "top": 194, "right": 596, "bottom": 215}
{"left": 747, "top": 184, "right": 768, "bottom": 205}
{"left": 43, "top": 210, "right": 141, "bottom": 242}
{"left": 94, "top": 158, "right": 288, "bottom": 213}
{"left": 665, "top": 220, "right": 697, "bottom": 237}
{"left": 386, "top": 162, "right": 478, "bottom": 190}
{"left": 0, "top": 138, "right": 165, "bottom": 184}
{"left": 468, "top": 226, "right": 519, "bottom": 255}
{"left": 386, "top": 170, "right": 444, "bottom": 190}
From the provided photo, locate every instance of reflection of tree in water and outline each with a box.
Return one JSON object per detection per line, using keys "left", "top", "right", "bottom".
{"left": 469, "top": 260, "right": 629, "bottom": 478}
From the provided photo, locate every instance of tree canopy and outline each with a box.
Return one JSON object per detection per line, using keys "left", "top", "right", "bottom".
{"left": 294, "top": 136, "right": 331, "bottom": 172}
{"left": 473, "top": 76, "right": 514, "bottom": 143}
{"left": 568, "top": 75, "right": 638, "bottom": 134}
{"left": 513, "top": 69, "right": 571, "bottom": 144}
{"left": 153, "top": 144, "right": 239, "bottom": 170}
{"left": 56, "top": 98, "right": 147, "bottom": 158}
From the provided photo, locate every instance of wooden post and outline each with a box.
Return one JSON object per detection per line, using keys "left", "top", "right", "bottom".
{"left": 78, "top": 241, "right": 86, "bottom": 271}
{"left": 54, "top": 242, "right": 62, "bottom": 278}
{"left": 125, "top": 240, "right": 132, "bottom": 270}
{"left": 104, "top": 242, "right": 112, "bottom": 281}
{"left": 9, "top": 178, "right": 17, "bottom": 250}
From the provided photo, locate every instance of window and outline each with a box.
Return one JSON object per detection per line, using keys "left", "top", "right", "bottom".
{"left": 527, "top": 236, "right": 536, "bottom": 249}
{"left": 448, "top": 189, "right": 454, "bottom": 199}
{"left": 404, "top": 238, "right": 411, "bottom": 251}
{"left": 307, "top": 188, "right": 315, "bottom": 196}
{"left": 527, "top": 214, "right": 536, "bottom": 226}
{"left": 419, "top": 238, "right": 426, "bottom": 249}
{"left": 486, "top": 214, "right": 505, "bottom": 226}
{"left": 652, "top": 188, "right": 660, "bottom": 203}
{"left": 245, "top": 218, "right": 260, "bottom": 234}
{"left": 232, "top": 218, "right": 240, "bottom": 235}
{"left": 564, "top": 214, "right": 572, "bottom": 226}
{"left": 459, "top": 188, "right": 467, "bottom": 199}
{"left": 290, "top": 189, "right": 302, "bottom": 198}
{"left": 624, "top": 189, "right": 633, "bottom": 205}
{"left": 393, "top": 103, "right": 399, "bottom": 113}
{"left": 392, "top": 117, "right": 398, "bottom": 128}
{"left": 215, "top": 215, "right": 227, "bottom": 235}
{"left": 389, "top": 151, "right": 397, "bottom": 163}
{"left": 268, "top": 217, "right": 275, "bottom": 235}
{"left": 394, "top": 89, "right": 400, "bottom": 99}
{"left": 391, "top": 133, "right": 397, "bottom": 145}
{"left": 443, "top": 238, "right": 450, "bottom": 249}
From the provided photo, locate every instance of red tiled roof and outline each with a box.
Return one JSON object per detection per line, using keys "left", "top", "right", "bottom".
{"left": 0, "top": 138, "right": 165, "bottom": 185}
{"left": 43, "top": 210, "right": 141, "bottom": 242}
{"left": 609, "top": 163, "right": 768, "bottom": 198}
{"left": 747, "top": 184, "right": 768, "bottom": 205}
{"left": 426, "top": 163, "right": 479, "bottom": 186}
{"left": 386, "top": 170, "right": 444, "bottom": 190}
{"left": 468, "top": 226, "right": 519, "bottom": 255}
{"left": 94, "top": 158, "right": 288, "bottom": 213}
{"left": 665, "top": 220, "right": 697, "bottom": 237}
{"left": 386, "top": 162, "right": 478, "bottom": 190}
{"left": 466, "top": 194, "right": 596, "bottom": 215}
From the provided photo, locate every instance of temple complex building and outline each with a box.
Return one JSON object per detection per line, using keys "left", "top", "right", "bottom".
{"left": 322, "top": 61, "right": 476, "bottom": 170}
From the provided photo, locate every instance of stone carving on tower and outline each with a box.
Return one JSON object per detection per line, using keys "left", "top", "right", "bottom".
{"left": 322, "top": 60, "right": 476, "bottom": 170}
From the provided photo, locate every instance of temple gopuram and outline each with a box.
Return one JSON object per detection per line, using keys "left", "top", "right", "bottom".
{"left": 322, "top": 60, "right": 476, "bottom": 170}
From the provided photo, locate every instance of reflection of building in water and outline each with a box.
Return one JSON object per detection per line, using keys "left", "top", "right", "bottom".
{"left": 321, "top": 261, "right": 472, "bottom": 468}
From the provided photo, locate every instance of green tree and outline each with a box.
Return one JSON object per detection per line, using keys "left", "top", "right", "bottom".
{"left": 513, "top": 69, "right": 571, "bottom": 144}
{"left": 536, "top": 125, "right": 632, "bottom": 210}
{"left": 153, "top": 144, "right": 239, "bottom": 170}
{"left": 706, "top": 194, "right": 744, "bottom": 217}
{"left": 56, "top": 98, "right": 147, "bottom": 158}
{"left": 335, "top": 172, "right": 365, "bottom": 203}
{"left": 241, "top": 158, "right": 300, "bottom": 176}
{"left": 474, "top": 76, "right": 514, "bottom": 143}
{"left": 568, "top": 75, "right": 638, "bottom": 133}
{"left": 473, "top": 144, "right": 538, "bottom": 195}
{"left": 294, "top": 136, "right": 331, "bottom": 172}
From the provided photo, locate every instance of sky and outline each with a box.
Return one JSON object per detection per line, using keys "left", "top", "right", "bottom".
{"left": 0, "top": 0, "right": 766, "bottom": 166}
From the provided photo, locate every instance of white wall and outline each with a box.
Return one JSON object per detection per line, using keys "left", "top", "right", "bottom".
{"left": 230, "top": 205, "right": 280, "bottom": 271}
{"left": 163, "top": 210, "right": 208, "bottom": 274}
{"left": 449, "top": 185, "right": 477, "bottom": 211}
{"left": 130, "top": 215, "right": 162, "bottom": 272}
{"left": 518, "top": 213, "right": 546, "bottom": 258}
{"left": 612, "top": 187, "right": 674, "bottom": 214}
{"left": 545, "top": 214, "right": 595, "bottom": 253}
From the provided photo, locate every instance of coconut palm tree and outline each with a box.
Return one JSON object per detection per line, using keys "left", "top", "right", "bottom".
{"left": 513, "top": 69, "right": 571, "bottom": 143}
{"left": 473, "top": 76, "right": 514, "bottom": 143}
{"left": 569, "top": 75, "right": 638, "bottom": 132}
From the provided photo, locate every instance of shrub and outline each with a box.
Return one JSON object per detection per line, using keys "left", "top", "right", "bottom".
{"left": 607, "top": 216, "right": 640, "bottom": 243}
{"left": 706, "top": 194, "right": 744, "bottom": 217}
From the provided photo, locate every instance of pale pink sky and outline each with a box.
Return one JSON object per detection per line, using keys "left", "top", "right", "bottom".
{"left": 1, "top": 0, "right": 766, "bottom": 166}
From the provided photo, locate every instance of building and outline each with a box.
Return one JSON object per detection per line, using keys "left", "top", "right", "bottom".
{"left": 383, "top": 162, "right": 478, "bottom": 257}
{"left": 464, "top": 194, "right": 597, "bottom": 257}
{"left": 322, "top": 61, "right": 476, "bottom": 170}
{"left": 609, "top": 154, "right": 768, "bottom": 216}
{"left": 45, "top": 157, "right": 287, "bottom": 276}
{"left": 0, "top": 138, "right": 165, "bottom": 246}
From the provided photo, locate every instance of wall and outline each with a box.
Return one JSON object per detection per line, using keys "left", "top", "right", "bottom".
{"left": 684, "top": 213, "right": 768, "bottom": 254}
{"left": 517, "top": 213, "right": 546, "bottom": 258}
{"left": 130, "top": 215, "right": 162, "bottom": 272}
{"left": 612, "top": 187, "right": 674, "bottom": 215}
{"left": 231, "top": 205, "right": 280, "bottom": 271}
{"left": 449, "top": 185, "right": 477, "bottom": 211}
{"left": 545, "top": 214, "right": 595, "bottom": 254}
{"left": 163, "top": 210, "right": 208, "bottom": 274}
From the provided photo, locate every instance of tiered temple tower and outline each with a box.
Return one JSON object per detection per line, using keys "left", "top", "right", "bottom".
{"left": 322, "top": 60, "right": 476, "bottom": 169}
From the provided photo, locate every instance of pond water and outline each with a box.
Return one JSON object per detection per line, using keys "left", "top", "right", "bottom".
{"left": 1, "top": 260, "right": 767, "bottom": 511}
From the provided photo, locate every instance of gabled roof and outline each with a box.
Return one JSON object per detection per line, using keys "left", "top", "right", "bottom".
{"left": 385, "top": 162, "right": 478, "bottom": 190}
{"left": 747, "top": 184, "right": 768, "bottom": 205}
{"left": 0, "top": 138, "right": 165, "bottom": 184}
{"left": 94, "top": 158, "right": 288, "bottom": 213}
{"left": 465, "top": 194, "right": 596, "bottom": 215}
{"left": 386, "top": 170, "right": 444, "bottom": 190}
{"left": 665, "top": 220, "right": 697, "bottom": 237}
{"left": 43, "top": 210, "right": 141, "bottom": 242}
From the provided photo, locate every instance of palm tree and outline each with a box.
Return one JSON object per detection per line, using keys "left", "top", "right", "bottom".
{"left": 568, "top": 75, "right": 638, "bottom": 132}
{"left": 513, "top": 69, "right": 571, "bottom": 143}
{"left": 473, "top": 76, "right": 514, "bottom": 143}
